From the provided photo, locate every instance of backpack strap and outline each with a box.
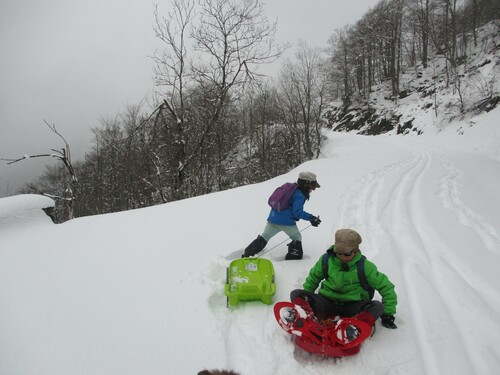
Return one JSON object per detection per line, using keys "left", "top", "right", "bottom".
{"left": 321, "top": 250, "right": 374, "bottom": 300}
{"left": 357, "top": 256, "right": 375, "bottom": 300}
{"left": 322, "top": 252, "right": 330, "bottom": 280}
{"left": 321, "top": 247, "right": 334, "bottom": 279}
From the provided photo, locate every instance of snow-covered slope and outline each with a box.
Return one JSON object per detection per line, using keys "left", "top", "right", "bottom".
{"left": 1, "top": 106, "right": 499, "bottom": 374}
{"left": 328, "top": 21, "right": 500, "bottom": 138}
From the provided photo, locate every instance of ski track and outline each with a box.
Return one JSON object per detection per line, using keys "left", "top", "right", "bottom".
{"left": 387, "top": 142, "right": 497, "bottom": 374}
{"left": 436, "top": 154, "right": 500, "bottom": 308}
{"left": 336, "top": 138, "right": 499, "bottom": 374}
{"left": 424, "top": 152, "right": 499, "bottom": 374}
{"left": 386, "top": 144, "right": 493, "bottom": 374}
{"left": 336, "top": 152, "right": 416, "bottom": 255}
{"left": 382, "top": 148, "right": 444, "bottom": 375}
{"left": 336, "top": 146, "right": 433, "bottom": 373}
{"left": 439, "top": 157, "right": 500, "bottom": 254}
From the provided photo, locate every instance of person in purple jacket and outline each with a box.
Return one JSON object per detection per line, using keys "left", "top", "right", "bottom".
{"left": 242, "top": 172, "right": 321, "bottom": 260}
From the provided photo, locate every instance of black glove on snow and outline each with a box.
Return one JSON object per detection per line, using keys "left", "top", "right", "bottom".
{"left": 310, "top": 216, "right": 321, "bottom": 227}
{"left": 381, "top": 314, "right": 397, "bottom": 329}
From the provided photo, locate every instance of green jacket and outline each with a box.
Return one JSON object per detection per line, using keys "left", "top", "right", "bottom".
{"left": 303, "top": 251, "right": 397, "bottom": 315}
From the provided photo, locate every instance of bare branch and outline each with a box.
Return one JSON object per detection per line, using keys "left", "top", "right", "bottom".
{"left": 2, "top": 153, "right": 60, "bottom": 165}
{"left": 3, "top": 121, "right": 79, "bottom": 220}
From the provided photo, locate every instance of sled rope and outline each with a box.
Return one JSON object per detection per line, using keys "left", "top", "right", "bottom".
{"left": 257, "top": 224, "right": 312, "bottom": 258}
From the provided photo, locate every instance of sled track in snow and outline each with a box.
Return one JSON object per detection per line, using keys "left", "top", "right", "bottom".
{"left": 336, "top": 140, "right": 498, "bottom": 374}
{"left": 369, "top": 147, "right": 450, "bottom": 374}
{"left": 383, "top": 148, "right": 444, "bottom": 375}
{"left": 389, "top": 147, "right": 480, "bottom": 375}
{"left": 336, "top": 151, "right": 416, "bottom": 255}
{"left": 433, "top": 154, "right": 500, "bottom": 374}
{"left": 337, "top": 146, "right": 445, "bottom": 373}
{"left": 439, "top": 157, "right": 500, "bottom": 254}
{"left": 381, "top": 143, "right": 496, "bottom": 375}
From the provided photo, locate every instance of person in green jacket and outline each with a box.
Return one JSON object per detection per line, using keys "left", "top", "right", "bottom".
{"left": 290, "top": 228, "right": 398, "bottom": 334}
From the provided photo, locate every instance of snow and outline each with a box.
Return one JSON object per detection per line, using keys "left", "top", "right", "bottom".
{"left": 0, "top": 194, "right": 54, "bottom": 228}
{"left": 1, "top": 21, "right": 499, "bottom": 374}
{"left": 1, "top": 106, "right": 499, "bottom": 374}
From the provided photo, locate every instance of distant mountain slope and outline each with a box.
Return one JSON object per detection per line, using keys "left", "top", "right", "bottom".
{"left": 326, "top": 21, "right": 500, "bottom": 136}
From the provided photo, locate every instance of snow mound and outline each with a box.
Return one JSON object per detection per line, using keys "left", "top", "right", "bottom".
{"left": 0, "top": 194, "right": 55, "bottom": 228}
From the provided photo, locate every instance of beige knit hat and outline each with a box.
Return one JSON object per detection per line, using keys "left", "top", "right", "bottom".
{"left": 334, "top": 229, "right": 362, "bottom": 254}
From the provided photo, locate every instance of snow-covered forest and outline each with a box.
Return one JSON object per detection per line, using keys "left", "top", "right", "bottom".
{"left": 4, "top": 0, "right": 500, "bottom": 224}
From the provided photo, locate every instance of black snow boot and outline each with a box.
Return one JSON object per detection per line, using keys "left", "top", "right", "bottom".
{"left": 285, "top": 240, "right": 303, "bottom": 260}
{"left": 242, "top": 235, "right": 267, "bottom": 258}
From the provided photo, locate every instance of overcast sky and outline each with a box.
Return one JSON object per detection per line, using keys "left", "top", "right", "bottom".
{"left": 0, "top": 0, "right": 379, "bottom": 197}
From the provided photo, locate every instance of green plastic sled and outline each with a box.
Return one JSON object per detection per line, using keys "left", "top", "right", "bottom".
{"left": 225, "top": 258, "right": 276, "bottom": 307}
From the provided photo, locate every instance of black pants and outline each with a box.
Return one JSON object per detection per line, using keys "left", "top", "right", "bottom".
{"left": 290, "top": 289, "right": 384, "bottom": 321}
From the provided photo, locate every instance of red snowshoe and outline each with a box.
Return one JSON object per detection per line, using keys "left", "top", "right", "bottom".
{"left": 273, "top": 301, "right": 373, "bottom": 357}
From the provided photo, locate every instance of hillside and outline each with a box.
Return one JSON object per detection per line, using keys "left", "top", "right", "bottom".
{"left": 326, "top": 21, "right": 499, "bottom": 137}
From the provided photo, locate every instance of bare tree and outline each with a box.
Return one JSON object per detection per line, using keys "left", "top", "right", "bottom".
{"left": 416, "top": 0, "right": 431, "bottom": 68}
{"left": 190, "top": 0, "right": 283, "bottom": 168}
{"left": 2, "top": 121, "right": 79, "bottom": 220}
{"left": 152, "top": 0, "right": 195, "bottom": 199}
{"left": 279, "top": 41, "right": 326, "bottom": 159}
{"left": 385, "top": 0, "right": 405, "bottom": 97}
{"left": 153, "top": 0, "right": 283, "bottom": 199}
{"left": 327, "top": 26, "right": 353, "bottom": 108}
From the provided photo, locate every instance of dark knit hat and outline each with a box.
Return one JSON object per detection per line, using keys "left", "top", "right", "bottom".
{"left": 334, "top": 229, "right": 362, "bottom": 254}
{"left": 298, "top": 171, "right": 320, "bottom": 188}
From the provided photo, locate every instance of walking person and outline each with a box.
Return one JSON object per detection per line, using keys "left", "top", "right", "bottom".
{"left": 242, "top": 172, "right": 321, "bottom": 260}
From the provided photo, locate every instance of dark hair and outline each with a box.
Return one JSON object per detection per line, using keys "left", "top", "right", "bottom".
{"left": 297, "top": 178, "right": 319, "bottom": 189}
{"left": 297, "top": 181, "right": 311, "bottom": 199}
{"left": 297, "top": 178, "right": 310, "bottom": 188}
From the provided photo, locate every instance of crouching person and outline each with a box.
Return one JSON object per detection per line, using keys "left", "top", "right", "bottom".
{"left": 290, "top": 228, "right": 398, "bottom": 337}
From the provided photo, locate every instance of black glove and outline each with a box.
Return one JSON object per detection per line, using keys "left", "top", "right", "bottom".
{"left": 381, "top": 314, "right": 397, "bottom": 329}
{"left": 310, "top": 216, "right": 321, "bottom": 227}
